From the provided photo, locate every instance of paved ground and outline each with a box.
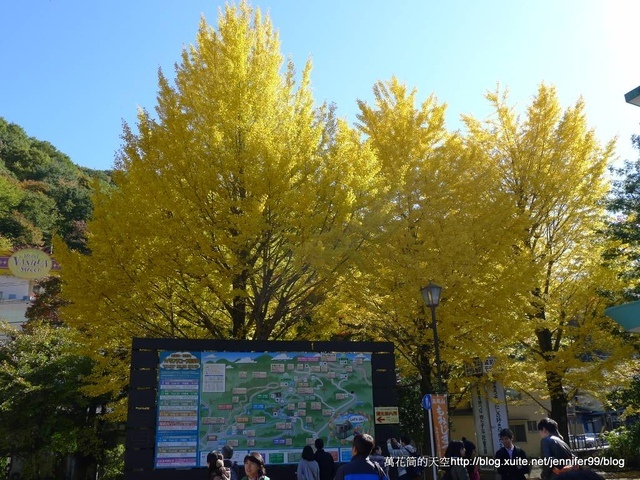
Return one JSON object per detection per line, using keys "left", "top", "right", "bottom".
{"left": 477, "top": 466, "right": 640, "bottom": 479}
{"left": 589, "top": 472, "right": 640, "bottom": 479}
{"left": 526, "top": 466, "right": 640, "bottom": 479}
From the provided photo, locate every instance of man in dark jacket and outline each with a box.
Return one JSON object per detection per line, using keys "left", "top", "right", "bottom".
{"left": 495, "top": 428, "right": 529, "bottom": 480}
{"left": 221, "top": 444, "right": 239, "bottom": 480}
{"left": 538, "top": 418, "right": 575, "bottom": 480}
{"left": 314, "top": 438, "right": 336, "bottom": 480}
{"left": 334, "top": 434, "right": 387, "bottom": 480}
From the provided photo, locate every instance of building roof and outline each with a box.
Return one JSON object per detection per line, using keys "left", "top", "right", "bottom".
{"left": 604, "top": 300, "right": 640, "bottom": 333}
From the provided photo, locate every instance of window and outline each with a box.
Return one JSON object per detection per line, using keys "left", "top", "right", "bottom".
{"left": 527, "top": 420, "right": 538, "bottom": 432}
{"left": 513, "top": 424, "right": 527, "bottom": 442}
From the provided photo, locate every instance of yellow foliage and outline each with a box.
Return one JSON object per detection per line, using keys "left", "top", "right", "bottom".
{"left": 52, "top": 6, "right": 633, "bottom": 420}
{"left": 55, "top": 1, "right": 383, "bottom": 408}
{"left": 353, "top": 78, "right": 534, "bottom": 397}
{"left": 463, "top": 84, "right": 633, "bottom": 410}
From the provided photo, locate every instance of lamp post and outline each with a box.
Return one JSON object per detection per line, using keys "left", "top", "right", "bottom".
{"left": 421, "top": 282, "right": 443, "bottom": 392}
{"left": 420, "top": 283, "right": 447, "bottom": 478}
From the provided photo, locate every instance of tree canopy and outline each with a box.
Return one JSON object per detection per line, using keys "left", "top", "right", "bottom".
{"left": 0, "top": 321, "right": 108, "bottom": 480}
{"left": 55, "top": 2, "right": 385, "bottom": 410}
{"left": 48, "top": 1, "right": 635, "bottom": 431}
{"left": 462, "top": 85, "right": 635, "bottom": 437}
{"left": 348, "top": 78, "right": 532, "bottom": 402}
{"left": 605, "top": 134, "right": 640, "bottom": 299}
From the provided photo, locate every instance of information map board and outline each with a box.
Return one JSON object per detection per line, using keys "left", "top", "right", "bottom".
{"left": 155, "top": 350, "right": 374, "bottom": 468}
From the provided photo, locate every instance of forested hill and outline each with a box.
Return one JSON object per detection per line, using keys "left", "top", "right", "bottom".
{"left": 0, "top": 117, "right": 113, "bottom": 252}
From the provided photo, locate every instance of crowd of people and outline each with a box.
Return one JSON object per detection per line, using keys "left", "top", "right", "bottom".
{"left": 206, "top": 416, "right": 606, "bottom": 480}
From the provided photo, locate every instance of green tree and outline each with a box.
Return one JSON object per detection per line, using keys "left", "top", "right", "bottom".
{"left": 0, "top": 322, "right": 107, "bottom": 480}
{"left": 0, "top": 116, "right": 110, "bottom": 251}
{"left": 55, "top": 1, "right": 383, "bottom": 412}
{"left": 463, "top": 85, "right": 635, "bottom": 438}
{"left": 605, "top": 135, "right": 640, "bottom": 299}
{"left": 0, "top": 174, "right": 24, "bottom": 249}
{"left": 24, "top": 276, "right": 68, "bottom": 328}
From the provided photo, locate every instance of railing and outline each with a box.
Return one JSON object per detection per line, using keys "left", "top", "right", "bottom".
{"left": 569, "top": 433, "right": 608, "bottom": 450}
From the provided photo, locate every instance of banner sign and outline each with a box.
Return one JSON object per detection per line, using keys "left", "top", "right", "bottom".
{"left": 487, "top": 381, "right": 509, "bottom": 453}
{"left": 471, "top": 385, "right": 493, "bottom": 456}
{"left": 471, "top": 382, "right": 509, "bottom": 456}
{"left": 430, "top": 394, "right": 449, "bottom": 458}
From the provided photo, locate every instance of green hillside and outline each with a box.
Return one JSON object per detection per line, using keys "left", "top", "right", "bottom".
{"left": 0, "top": 117, "right": 113, "bottom": 252}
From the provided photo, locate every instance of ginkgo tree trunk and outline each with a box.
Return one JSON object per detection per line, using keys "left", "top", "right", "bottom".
{"left": 463, "top": 85, "right": 635, "bottom": 439}
{"left": 55, "top": 1, "right": 384, "bottom": 412}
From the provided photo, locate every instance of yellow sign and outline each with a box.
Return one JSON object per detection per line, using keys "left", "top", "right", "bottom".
{"left": 7, "top": 248, "right": 53, "bottom": 279}
{"left": 374, "top": 406, "right": 399, "bottom": 424}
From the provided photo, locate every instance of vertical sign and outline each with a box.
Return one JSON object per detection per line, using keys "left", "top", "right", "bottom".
{"left": 155, "top": 351, "right": 201, "bottom": 468}
{"left": 471, "top": 385, "right": 494, "bottom": 456}
{"left": 430, "top": 394, "right": 449, "bottom": 458}
{"left": 487, "top": 382, "right": 509, "bottom": 453}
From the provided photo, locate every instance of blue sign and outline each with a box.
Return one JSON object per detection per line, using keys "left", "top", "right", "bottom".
{"left": 422, "top": 394, "right": 432, "bottom": 410}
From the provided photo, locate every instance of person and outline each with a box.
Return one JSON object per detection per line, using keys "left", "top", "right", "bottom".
{"left": 386, "top": 435, "right": 416, "bottom": 480}
{"left": 241, "top": 452, "right": 270, "bottom": 480}
{"left": 297, "top": 445, "right": 320, "bottom": 480}
{"left": 538, "top": 418, "right": 576, "bottom": 480}
{"left": 461, "top": 437, "right": 477, "bottom": 480}
{"left": 443, "top": 440, "right": 469, "bottom": 480}
{"left": 222, "top": 444, "right": 239, "bottom": 480}
{"left": 369, "top": 445, "right": 388, "bottom": 476}
{"left": 207, "top": 451, "right": 231, "bottom": 480}
{"left": 314, "top": 438, "right": 336, "bottom": 480}
{"left": 494, "top": 428, "right": 529, "bottom": 480}
{"left": 334, "top": 433, "right": 388, "bottom": 480}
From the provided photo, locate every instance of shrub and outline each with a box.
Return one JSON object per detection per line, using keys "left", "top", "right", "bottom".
{"left": 602, "top": 422, "right": 640, "bottom": 468}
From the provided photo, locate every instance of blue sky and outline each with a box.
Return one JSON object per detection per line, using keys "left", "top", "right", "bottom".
{"left": 2, "top": 0, "right": 640, "bottom": 171}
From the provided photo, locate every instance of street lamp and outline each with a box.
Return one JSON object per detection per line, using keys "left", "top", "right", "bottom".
{"left": 421, "top": 282, "right": 443, "bottom": 393}
{"left": 625, "top": 85, "right": 640, "bottom": 107}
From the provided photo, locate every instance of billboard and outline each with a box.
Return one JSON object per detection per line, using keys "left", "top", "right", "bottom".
{"left": 154, "top": 350, "right": 374, "bottom": 468}
{"left": 124, "top": 339, "right": 396, "bottom": 480}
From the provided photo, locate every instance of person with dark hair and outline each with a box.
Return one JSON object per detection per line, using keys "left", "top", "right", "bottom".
{"left": 461, "top": 437, "right": 477, "bottom": 480}
{"left": 386, "top": 434, "right": 417, "bottom": 480}
{"left": 443, "top": 440, "right": 469, "bottom": 480}
{"left": 538, "top": 418, "right": 576, "bottom": 480}
{"left": 221, "top": 445, "right": 239, "bottom": 480}
{"left": 334, "top": 434, "right": 387, "bottom": 480}
{"left": 314, "top": 438, "right": 336, "bottom": 480}
{"left": 369, "top": 445, "right": 388, "bottom": 476}
{"left": 207, "top": 451, "right": 231, "bottom": 480}
{"left": 241, "top": 452, "right": 269, "bottom": 480}
{"left": 495, "top": 428, "right": 529, "bottom": 480}
{"left": 297, "top": 445, "right": 320, "bottom": 480}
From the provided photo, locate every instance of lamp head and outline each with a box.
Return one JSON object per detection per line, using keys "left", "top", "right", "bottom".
{"left": 421, "top": 282, "right": 442, "bottom": 308}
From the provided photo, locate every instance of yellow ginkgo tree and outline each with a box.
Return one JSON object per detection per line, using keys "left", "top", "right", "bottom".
{"left": 351, "top": 78, "right": 533, "bottom": 403}
{"left": 463, "top": 85, "right": 635, "bottom": 438}
{"left": 55, "top": 1, "right": 384, "bottom": 411}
